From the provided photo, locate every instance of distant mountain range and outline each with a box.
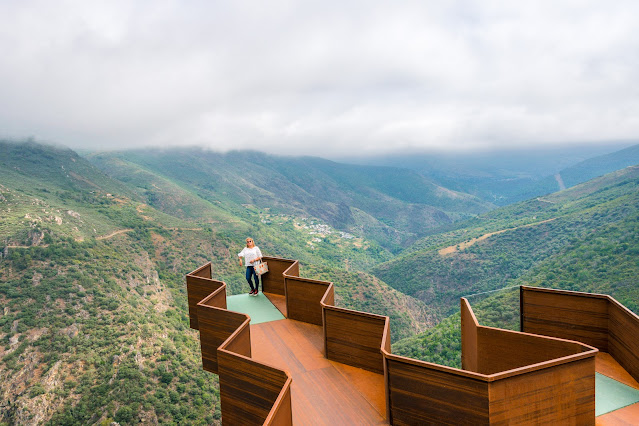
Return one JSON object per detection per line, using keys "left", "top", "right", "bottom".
{"left": 341, "top": 142, "right": 639, "bottom": 205}
{"left": 513, "top": 143, "right": 639, "bottom": 202}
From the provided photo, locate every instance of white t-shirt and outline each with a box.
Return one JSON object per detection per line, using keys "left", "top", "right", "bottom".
{"left": 238, "top": 246, "right": 263, "bottom": 267}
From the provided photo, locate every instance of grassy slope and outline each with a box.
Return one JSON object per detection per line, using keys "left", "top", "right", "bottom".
{"left": 83, "top": 153, "right": 239, "bottom": 225}
{"left": 0, "top": 142, "right": 142, "bottom": 242}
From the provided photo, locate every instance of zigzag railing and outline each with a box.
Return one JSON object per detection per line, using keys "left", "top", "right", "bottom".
{"left": 521, "top": 286, "right": 639, "bottom": 385}
{"left": 186, "top": 262, "right": 292, "bottom": 425}
{"left": 380, "top": 298, "right": 597, "bottom": 424}
{"left": 187, "top": 257, "right": 639, "bottom": 424}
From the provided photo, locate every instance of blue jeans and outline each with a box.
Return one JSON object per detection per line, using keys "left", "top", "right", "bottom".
{"left": 246, "top": 266, "right": 259, "bottom": 292}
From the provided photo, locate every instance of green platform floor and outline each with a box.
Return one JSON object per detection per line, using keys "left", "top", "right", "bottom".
{"left": 226, "top": 293, "right": 285, "bottom": 325}
{"left": 596, "top": 372, "right": 639, "bottom": 416}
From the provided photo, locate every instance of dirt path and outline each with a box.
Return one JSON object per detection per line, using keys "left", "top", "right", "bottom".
{"left": 438, "top": 218, "right": 557, "bottom": 256}
{"left": 554, "top": 173, "right": 566, "bottom": 191}
{"left": 96, "top": 229, "right": 134, "bottom": 240}
{"left": 95, "top": 227, "right": 203, "bottom": 240}
{"left": 136, "top": 204, "right": 154, "bottom": 221}
{"left": 6, "top": 226, "right": 203, "bottom": 249}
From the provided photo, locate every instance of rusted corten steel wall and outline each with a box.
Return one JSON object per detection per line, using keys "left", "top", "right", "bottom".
{"left": 186, "top": 262, "right": 225, "bottom": 330}
{"left": 187, "top": 259, "right": 638, "bottom": 425}
{"left": 381, "top": 299, "right": 596, "bottom": 425}
{"left": 276, "top": 257, "right": 388, "bottom": 374}
{"left": 323, "top": 307, "right": 387, "bottom": 374}
{"left": 186, "top": 264, "right": 292, "bottom": 425}
{"left": 285, "top": 275, "right": 328, "bottom": 325}
{"left": 217, "top": 322, "right": 291, "bottom": 426}
{"left": 261, "top": 256, "right": 296, "bottom": 296}
{"left": 521, "top": 286, "right": 639, "bottom": 383}
{"left": 521, "top": 286, "right": 609, "bottom": 350}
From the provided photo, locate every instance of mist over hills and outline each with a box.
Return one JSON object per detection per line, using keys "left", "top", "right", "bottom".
{"left": 343, "top": 142, "right": 639, "bottom": 205}
{"left": 1, "top": 139, "right": 638, "bottom": 424}
{"left": 514, "top": 143, "right": 639, "bottom": 202}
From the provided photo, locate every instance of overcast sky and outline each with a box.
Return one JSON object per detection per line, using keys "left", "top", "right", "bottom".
{"left": 1, "top": 1, "right": 638, "bottom": 157}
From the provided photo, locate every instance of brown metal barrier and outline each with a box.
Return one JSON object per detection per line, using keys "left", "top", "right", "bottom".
{"left": 217, "top": 320, "right": 292, "bottom": 425}
{"left": 522, "top": 286, "right": 639, "bottom": 383}
{"left": 379, "top": 298, "right": 597, "bottom": 424}
{"left": 278, "top": 257, "right": 388, "bottom": 373}
{"left": 261, "top": 256, "right": 297, "bottom": 296}
{"left": 186, "top": 262, "right": 225, "bottom": 329}
{"left": 186, "top": 263, "right": 292, "bottom": 425}
{"left": 187, "top": 258, "right": 639, "bottom": 424}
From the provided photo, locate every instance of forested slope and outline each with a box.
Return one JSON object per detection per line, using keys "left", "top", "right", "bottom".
{"left": 88, "top": 149, "right": 493, "bottom": 251}
{"left": 383, "top": 165, "right": 639, "bottom": 366}
{"left": 0, "top": 141, "right": 432, "bottom": 424}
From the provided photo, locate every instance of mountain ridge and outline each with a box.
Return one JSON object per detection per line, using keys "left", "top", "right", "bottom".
{"left": 87, "top": 148, "right": 494, "bottom": 252}
{"left": 340, "top": 142, "right": 639, "bottom": 205}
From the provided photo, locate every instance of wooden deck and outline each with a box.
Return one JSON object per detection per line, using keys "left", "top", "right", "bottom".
{"left": 263, "top": 293, "right": 639, "bottom": 425}
{"left": 187, "top": 262, "right": 639, "bottom": 424}
{"left": 249, "top": 321, "right": 639, "bottom": 425}
{"left": 251, "top": 318, "right": 386, "bottom": 425}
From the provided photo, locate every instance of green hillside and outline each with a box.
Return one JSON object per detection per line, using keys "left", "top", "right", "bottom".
{"left": 0, "top": 141, "right": 432, "bottom": 425}
{"left": 78, "top": 152, "right": 238, "bottom": 225}
{"left": 0, "top": 142, "right": 133, "bottom": 196}
{"left": 87, "top": 149, "right": 493, "bottom": 252}
{"left": 382, "top": 165, "right": 639, "bottom": 366}
{"left": 374, "top": 165, "right": 639, "bottom": 313}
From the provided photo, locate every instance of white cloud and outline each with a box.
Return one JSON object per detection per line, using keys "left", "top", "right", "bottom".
{"left": 0, "top": 0, "right": 638, "bottom": 156}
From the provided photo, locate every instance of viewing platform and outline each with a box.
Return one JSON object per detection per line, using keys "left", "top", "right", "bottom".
{"left": 186, "top": 256, "right": 639, "bottom": 425}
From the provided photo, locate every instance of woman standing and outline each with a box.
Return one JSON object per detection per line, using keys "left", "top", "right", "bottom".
{"left": 238, "top": 237, "right": 263, "bottom": 296}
